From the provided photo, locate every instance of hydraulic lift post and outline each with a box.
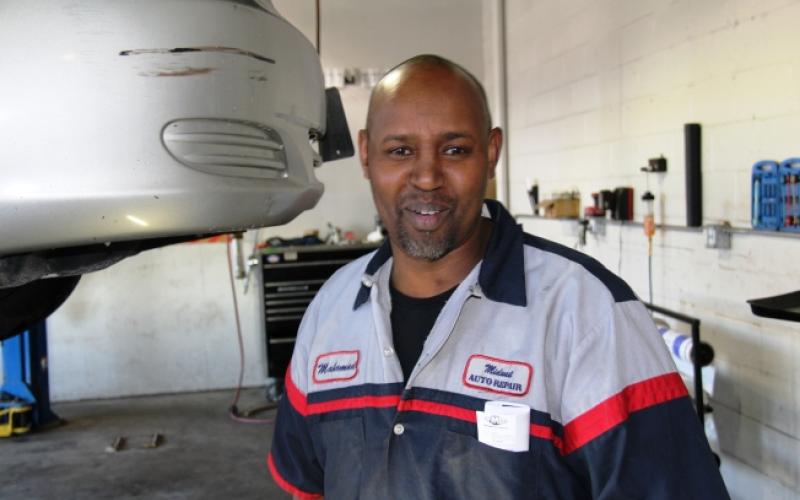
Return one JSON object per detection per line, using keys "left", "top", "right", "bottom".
{"left": 0, "top": 321, "right": 61, "bottom": 436}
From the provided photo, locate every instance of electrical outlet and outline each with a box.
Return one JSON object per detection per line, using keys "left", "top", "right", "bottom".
{"left": 704, "top": 224, "right": 731, "bottom": 249}
{"left": 588, "top": 217, "right": 606, "bottom": 236}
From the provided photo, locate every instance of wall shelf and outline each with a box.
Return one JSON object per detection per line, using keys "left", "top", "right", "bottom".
{"left": 514, "top": 214, "right": 800, "bottom": 239}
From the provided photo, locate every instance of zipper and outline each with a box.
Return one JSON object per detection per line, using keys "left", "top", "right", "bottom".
{"left": 366, "top": 270, "right": 403, "bottom": 384}
{"left": 404, "top": 281, "right": 483, "bottom": 389}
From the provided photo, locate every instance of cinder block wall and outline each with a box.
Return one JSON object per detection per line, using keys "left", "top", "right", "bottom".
{"left": 498, "top": 0, "right": 800, "bottom": 497}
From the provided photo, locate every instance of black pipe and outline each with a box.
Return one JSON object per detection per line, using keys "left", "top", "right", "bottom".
{"left": 685, "top": 123, "right": 702, "bottom": 227}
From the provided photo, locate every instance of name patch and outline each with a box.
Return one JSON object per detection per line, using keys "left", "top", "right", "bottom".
{"left": 462, "top": 355, "right": 533, "bottom": 397}
{"left": 313, "top": 350, "right": 360, "bottom": 384}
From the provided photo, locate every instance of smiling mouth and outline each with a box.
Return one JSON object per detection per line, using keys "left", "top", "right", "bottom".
{"left": 413, "top": 208, "right": 443, "bottom": 216}
{"left": 403, "top": 205, "right": 450, "bottom": 231}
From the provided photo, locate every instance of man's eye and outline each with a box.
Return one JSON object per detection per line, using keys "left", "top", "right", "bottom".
{"left": 443, "top": 145, "right": 468, "bottom": 156}
{"left": 388, "top": 146, "right": 412, "bottom": 157}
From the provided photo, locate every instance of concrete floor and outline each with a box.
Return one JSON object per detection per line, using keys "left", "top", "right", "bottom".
{"left": 0, "top": 389, "right": 288, "bottom": 499}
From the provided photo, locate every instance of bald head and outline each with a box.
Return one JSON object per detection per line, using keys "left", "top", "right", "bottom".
{"left": 365, "top": 55, "right": 492, "bottom": 135}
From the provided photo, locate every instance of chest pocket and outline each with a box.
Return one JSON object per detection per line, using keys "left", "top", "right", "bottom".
{"left": 312, "top": 414, "right": 365, "bottom": 500}
{"left": 434, "top": 424, "right": 541, "bottom": 500}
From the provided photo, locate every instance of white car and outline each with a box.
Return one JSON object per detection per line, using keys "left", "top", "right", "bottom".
{"left": 0, "top": 0, "right": 352, "bottom": 338}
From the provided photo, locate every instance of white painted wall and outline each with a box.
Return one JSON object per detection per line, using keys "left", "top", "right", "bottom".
{"left": 0, "top": 1, "right": 485, "bottom": 400}
{"left": 48, "top": 241, "right": 266, "bottom": 401}
{"left": 500, "top": 0, "right": 800, "bottom": 497}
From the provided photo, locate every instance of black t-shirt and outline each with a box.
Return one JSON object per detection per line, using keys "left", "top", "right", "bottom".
{"left": 389, "top": 282, "right": 456, "bottom": 381}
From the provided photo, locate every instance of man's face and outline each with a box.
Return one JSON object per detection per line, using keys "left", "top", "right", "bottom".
{"left": 358, "top": 68, "right": 501, "bottom": 261}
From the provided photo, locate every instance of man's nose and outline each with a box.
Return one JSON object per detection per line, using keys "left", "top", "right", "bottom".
{"left": 409, "top": 149, "right": 443, "bottom": 191}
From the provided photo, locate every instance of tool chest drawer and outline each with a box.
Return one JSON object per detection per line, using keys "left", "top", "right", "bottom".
{"left": 260, "top": 244, "right": 379, "bottom": 381}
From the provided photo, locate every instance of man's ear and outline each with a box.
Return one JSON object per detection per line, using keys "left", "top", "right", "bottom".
{"left": 487, "top": 127, "right": 503, "bottom": 179}
{"left": 358, "top": 129, "right": 370, "bottom": 179}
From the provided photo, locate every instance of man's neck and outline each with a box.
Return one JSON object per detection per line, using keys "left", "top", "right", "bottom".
{"left": 390, "top": 219, "right": 492, "bottom": 298}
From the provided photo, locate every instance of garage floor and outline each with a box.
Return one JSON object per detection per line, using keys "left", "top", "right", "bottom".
{"left": 0, "top": 388, "right": 288, "bottom": 499}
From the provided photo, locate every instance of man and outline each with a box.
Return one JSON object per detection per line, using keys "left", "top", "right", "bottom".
{"left": 268, "top": 54, "right": 729, "bottom": 499}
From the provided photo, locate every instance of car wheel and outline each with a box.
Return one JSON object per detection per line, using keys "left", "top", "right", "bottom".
{"left": 0, "top": 276, "right": 81, "bottom": 341}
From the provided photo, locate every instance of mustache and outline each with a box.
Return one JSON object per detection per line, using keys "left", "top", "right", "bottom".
{"left": 397, "top": 192, "right": 455, "bottom": 212}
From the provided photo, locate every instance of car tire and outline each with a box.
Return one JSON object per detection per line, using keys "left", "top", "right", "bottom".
{"left": 0, "top": 276, "right": 81, "bottom": 341}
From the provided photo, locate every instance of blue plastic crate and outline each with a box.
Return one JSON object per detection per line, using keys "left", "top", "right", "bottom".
{"left": 752, "top": 160, "right": 782, "bottom": 230}
{"left": 780, "top": 158, "right": 800, "bottom": 232}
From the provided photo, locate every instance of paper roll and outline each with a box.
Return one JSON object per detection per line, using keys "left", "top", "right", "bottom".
{"left": 658, "top": 325, "right": 694, "bottom": 362}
